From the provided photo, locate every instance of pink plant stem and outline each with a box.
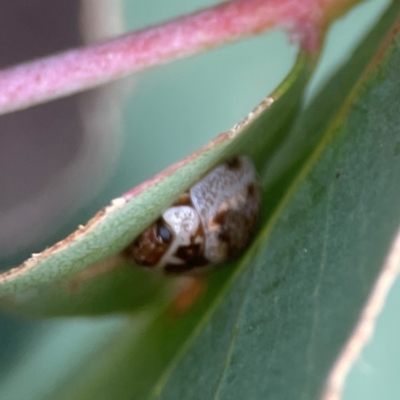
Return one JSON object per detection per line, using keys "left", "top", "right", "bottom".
{"left": 0, "top": 0, "right": 353, "bottom": 116}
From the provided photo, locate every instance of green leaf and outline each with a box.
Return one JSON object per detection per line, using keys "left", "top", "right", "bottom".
{"left": 0, "top": 50, "right": 314, "bottom": 315}
{"left": 39, "top": 1, "right": 400, "bottom": 398}
{"left": 0, "top": 260, "right": 165, "bottom": 317}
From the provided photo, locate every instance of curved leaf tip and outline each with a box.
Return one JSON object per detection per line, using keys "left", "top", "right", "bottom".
{"left": 0, "top": 51, "right": 315, "bottom": 316}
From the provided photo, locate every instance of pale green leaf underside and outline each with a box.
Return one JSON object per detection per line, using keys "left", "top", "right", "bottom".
{"left": 0, "top": 50, "right": 313, "bottom": 314}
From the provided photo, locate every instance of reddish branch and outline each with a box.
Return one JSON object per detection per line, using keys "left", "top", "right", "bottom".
{"left": 0, "top": 0, "right": 357, "bottom": 116}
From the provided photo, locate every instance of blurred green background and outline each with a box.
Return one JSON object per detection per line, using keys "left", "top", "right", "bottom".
{"left": 0, "top": 0, "right": 394, "bottom": 399}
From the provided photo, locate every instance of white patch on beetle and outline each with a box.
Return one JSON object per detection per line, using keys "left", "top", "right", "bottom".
{"left": 125, "top": 155, "right": 261, "bottom": 275}
{"left": 159, "top": 206, "right": 202, "bottom": 267}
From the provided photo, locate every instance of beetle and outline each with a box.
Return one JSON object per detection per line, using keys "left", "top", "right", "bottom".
{"left": 124, "top": 155, "right": 261, "bottom": 275}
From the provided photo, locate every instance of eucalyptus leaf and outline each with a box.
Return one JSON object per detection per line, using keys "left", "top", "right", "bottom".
{"left": 40, "top": 1, "right": 400, "bottom": 398}
{"left": 0, "top": 260, "right": 166, "bottom": 317}
{"left": 0, "top": 51, "right": 314, "bottom": 315}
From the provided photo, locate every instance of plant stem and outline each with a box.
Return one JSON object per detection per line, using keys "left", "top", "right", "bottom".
{"left": 0, "top": 0, "right": 358, "bottom": 116}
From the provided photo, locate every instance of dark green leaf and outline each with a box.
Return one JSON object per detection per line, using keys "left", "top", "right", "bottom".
{"left": 43, "top": 1, "right": 400, "bottom": 398}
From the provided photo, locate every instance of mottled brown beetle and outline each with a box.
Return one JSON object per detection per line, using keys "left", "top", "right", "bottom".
{"left": 125, "top": 155, "right": 261, "bottom": 275}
